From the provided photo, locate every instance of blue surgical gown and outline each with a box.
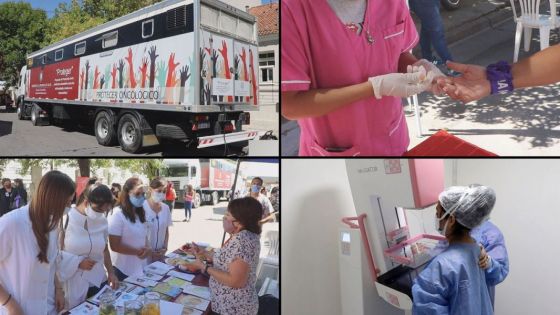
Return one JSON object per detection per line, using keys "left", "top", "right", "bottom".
{"left": 470, "top": 220, "right": 510, "bottom": 306}
{"left": 412, "top": 242, "right": 494, "bottom": 315}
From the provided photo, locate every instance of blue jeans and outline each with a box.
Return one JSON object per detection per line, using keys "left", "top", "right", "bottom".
{"left": 184, "top": 201, "right": 192, "bottom": 219}
{"left": 409, "top": 0, "right": 453, "bottom": 63}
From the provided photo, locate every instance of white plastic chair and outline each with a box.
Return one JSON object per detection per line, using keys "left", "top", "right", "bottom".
{"left": 510, "top": 0, "right": 559, "bottom": 61}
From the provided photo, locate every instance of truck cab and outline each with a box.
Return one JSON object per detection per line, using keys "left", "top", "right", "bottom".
{"left": 160, "top": 159, "right": 202, "bottom": 207}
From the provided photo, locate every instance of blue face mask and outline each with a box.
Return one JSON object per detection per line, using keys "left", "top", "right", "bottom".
{"left": 129, "top": 194, "right": 145, "bottom": 207}
{"left": 251, "top": 185, "right": 261, "bottom": 193}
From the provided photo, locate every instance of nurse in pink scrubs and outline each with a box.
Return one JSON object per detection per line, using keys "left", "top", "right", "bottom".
{"left": 282, "top": 0, "right": 443, "bottom": 156}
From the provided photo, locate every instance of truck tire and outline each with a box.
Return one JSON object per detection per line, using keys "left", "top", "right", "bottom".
{"left": 117, "top": 113, "right": 143, "bottom": 153}
{"left": 95, "top": 111, "right": 118, "bottom": 146}
{"left": 211, "top": 191, "right": 219, "bottom": 205}
{"left": 194, "top": 192, "right": 202, "bottom": 208}
{"left": 31, "top": 104, "right": 49, "bottom": 126}
{"left": 17, "top": 102, "right": 26, "bottom": 120}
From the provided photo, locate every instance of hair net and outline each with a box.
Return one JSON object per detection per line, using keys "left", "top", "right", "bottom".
{"left": 438, "top": 184, "right": 496, "bottom": 229}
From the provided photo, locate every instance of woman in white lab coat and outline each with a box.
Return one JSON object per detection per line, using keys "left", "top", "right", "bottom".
{"left": 143, "top": 177, "right": 172, "bottom": 263}
{"left": 0, "top": 170, "right": 75, "bottom": 315}
{"left": 108, "top": 177, "right": 151, "bottom": 281}
{"left": 58, "top": 183, "right": 120, "bottom": 309}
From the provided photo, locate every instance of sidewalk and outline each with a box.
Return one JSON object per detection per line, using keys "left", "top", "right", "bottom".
{"left": 407, "top": 19, "right": 560, "bottom": 155}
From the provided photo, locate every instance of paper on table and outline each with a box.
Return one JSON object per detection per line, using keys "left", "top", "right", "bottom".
{"left": 182, "top": 284, "right": 211, "bottom": 300}
{"left": 87, "top": 285, "right": 112, "bottom": 305}
{"left": 174, "top": 293, "right": 211, "bottom": 311}
{"left": 166, "top": 252, "right": 180, "bottom": 258}
{"left": 168, "top": 270, "right": 195, "bottom": 282}
{"left": 124, "top": 275, "right": 158, "bottom": 287}
{"left": 144, "top": 261, "right": 174, "bottom": 275}
{"left": 142, "top": 271, "right": 164, "bottom": 281}
{"left": 152, "top": 282, "right": 183, "bottom": 298}
{"left": 68, "top": 301, "right": 99, "bottom": 314}
{"left": 164, "top": 276, "right": 188, "bottom": 287}
{"left": 159, "top": 300, "right": 185, "bottom": 315}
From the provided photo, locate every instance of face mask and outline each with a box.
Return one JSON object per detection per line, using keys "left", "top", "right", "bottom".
{"left": 435, "top": 213, "right": 452, "bottom": 237}
{"left": 222, "top": 216, "right": 236, "bottom": 234}
{"left": 251, "top": 185, "right": 261, "bottom": 193}
{"left": 152, "top": 192, "right": 165, "bottom": 203}
{"left": 86, "top": 206, "right": 104, "bottom": 220}
{"left": 129, "top": 194, "right": 145, "bottom": 207}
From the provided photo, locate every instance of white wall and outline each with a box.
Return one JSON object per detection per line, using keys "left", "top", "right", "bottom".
{"left": 447, "top": 159, "right": 560, "bottom": 315}
{"left": 282, "top": 159, "right": 400, "bottom": 315}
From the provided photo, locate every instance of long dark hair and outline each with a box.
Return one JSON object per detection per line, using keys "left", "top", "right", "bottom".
{"left": 29, "top": 170, "right": 75, "bottom": 263}
{"left": 228, "top": 197, "right": 263, "bottom": 235}
{"left": 118, "top": 177, "right": 146, "bottom": 223}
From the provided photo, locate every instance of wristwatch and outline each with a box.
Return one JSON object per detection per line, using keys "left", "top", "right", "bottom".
{"left": 486, "top": 61, "right": 514, "bottom": 95}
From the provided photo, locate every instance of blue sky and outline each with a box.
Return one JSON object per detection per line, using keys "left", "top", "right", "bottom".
{"left": 0, "top": 0, "right": 276, "bottom": 17}
{"left": 0, "top": 0, "right": 71, "bottom": 17}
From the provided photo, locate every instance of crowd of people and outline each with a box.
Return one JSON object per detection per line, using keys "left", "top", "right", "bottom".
{"left": 0, "top": 170, "right": 279, "bottom": 315}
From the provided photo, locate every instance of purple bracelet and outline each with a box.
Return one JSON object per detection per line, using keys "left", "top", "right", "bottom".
{"left": 486, "top": 61, "right": 514, "bottom": 95}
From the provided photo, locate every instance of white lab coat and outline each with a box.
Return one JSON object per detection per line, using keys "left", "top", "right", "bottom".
{"left": 0, "top": 205, "right": 58, "bottom": 315}
{"left": 108, "top": 207, "right": 148, "bottom": 277}
{"left": 143, "top": 200, "right": 173, "bottom": 254}
{"left": 59, "top": 207, "right": 109, "bottom": 309}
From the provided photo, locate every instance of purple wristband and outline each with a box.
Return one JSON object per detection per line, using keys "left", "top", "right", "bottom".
{"left": 486, "top": 61, "right": 514, "bottom": 95}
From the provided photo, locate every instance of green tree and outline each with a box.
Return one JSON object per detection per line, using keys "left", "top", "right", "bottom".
{"left": 45, "top": 0, "right": 106, "bottom": 45}
{"left": 83, "top": 0, "right": 162, "bottom": 21}
{"left": 0, "top": 2, "right": 47, "bottom": 85}
{"left": 114, "top": 159, "right": 165, "bottom": 179}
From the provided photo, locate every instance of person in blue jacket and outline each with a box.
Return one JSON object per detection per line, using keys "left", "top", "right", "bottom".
{"left": 472, "top": 219, "right": 509, "bottom": 308}
{"left": 412, "top": 185, "right": 498, "bottom": 315}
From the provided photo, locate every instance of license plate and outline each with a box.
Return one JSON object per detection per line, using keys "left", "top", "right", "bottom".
{"left": 198, "top": 122, "right": 210, "bottom": 129}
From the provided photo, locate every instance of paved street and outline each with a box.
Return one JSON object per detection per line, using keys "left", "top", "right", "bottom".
{"left": 166, "top": 200, "right": 278, "bottom": 260}
{"left": 0, "top": 105, "right": 278, "bottom": 156}
{"left": 282, "top": 9, "right": 560, "bottom": 156}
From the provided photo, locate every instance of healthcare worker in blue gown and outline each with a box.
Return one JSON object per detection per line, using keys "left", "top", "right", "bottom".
{"left": 471, "top": 218, "right": 509, "bottom": 308}
{"left": 412, "top": 185, "right": 498, "bottom": 315}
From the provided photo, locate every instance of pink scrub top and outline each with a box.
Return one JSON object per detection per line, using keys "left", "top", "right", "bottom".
{"left": 281, "top": 0, "right": 419, "bottom": 156}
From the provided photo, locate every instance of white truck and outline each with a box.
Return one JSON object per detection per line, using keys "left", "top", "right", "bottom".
{"left": 160, "top": 158, "right": 241, "bottom": 207}
{"left": 15, "top": 0, "right": 261, "bottom": 153}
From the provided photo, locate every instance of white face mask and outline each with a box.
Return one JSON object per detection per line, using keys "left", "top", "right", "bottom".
{"left": 86, "top": 206, "right": 104, "bottom": 220}
{"left": 435, "top": 216, "right": 445, "bottom": 236}
{"left": 152, "top": 192, "right": 165, "bottom": 203}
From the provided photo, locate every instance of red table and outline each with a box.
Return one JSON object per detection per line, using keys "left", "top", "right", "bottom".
{"left": 404, "top": 130, "right": 498, "bottom": 156}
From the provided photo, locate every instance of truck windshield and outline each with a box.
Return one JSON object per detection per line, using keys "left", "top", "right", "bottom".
{"left": 162, "top": 166, "right": 189, "bottom": 177}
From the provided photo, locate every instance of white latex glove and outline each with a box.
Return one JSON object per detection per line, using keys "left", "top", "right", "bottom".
{"left": 408, "top": 59, "right": 446, "bottom": 95}
{"left": 368, "top": 67, "right": 431, "bottom": 100}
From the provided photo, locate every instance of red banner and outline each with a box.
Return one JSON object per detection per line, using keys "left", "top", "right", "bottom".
{"left": 29, "top": 58, "right": 80, "bottom": 100}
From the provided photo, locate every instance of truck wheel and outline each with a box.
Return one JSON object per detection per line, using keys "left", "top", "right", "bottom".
{"left": 117, "top": 113, "right": 143, "bottom": 153}
{"left": 17, "top": 103, "right": 26, "bottom": 120}
{"left": 31, "top": 105, "right": 49, "bottom": 126}
{"left": 194, "top": 193, "right": 202, "bottom": 208}
{"left": 211, "top": 191, "right": 219, "bottom": 205}
{"left": 95, "top": 111, "right": 117, "bottom": 146}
